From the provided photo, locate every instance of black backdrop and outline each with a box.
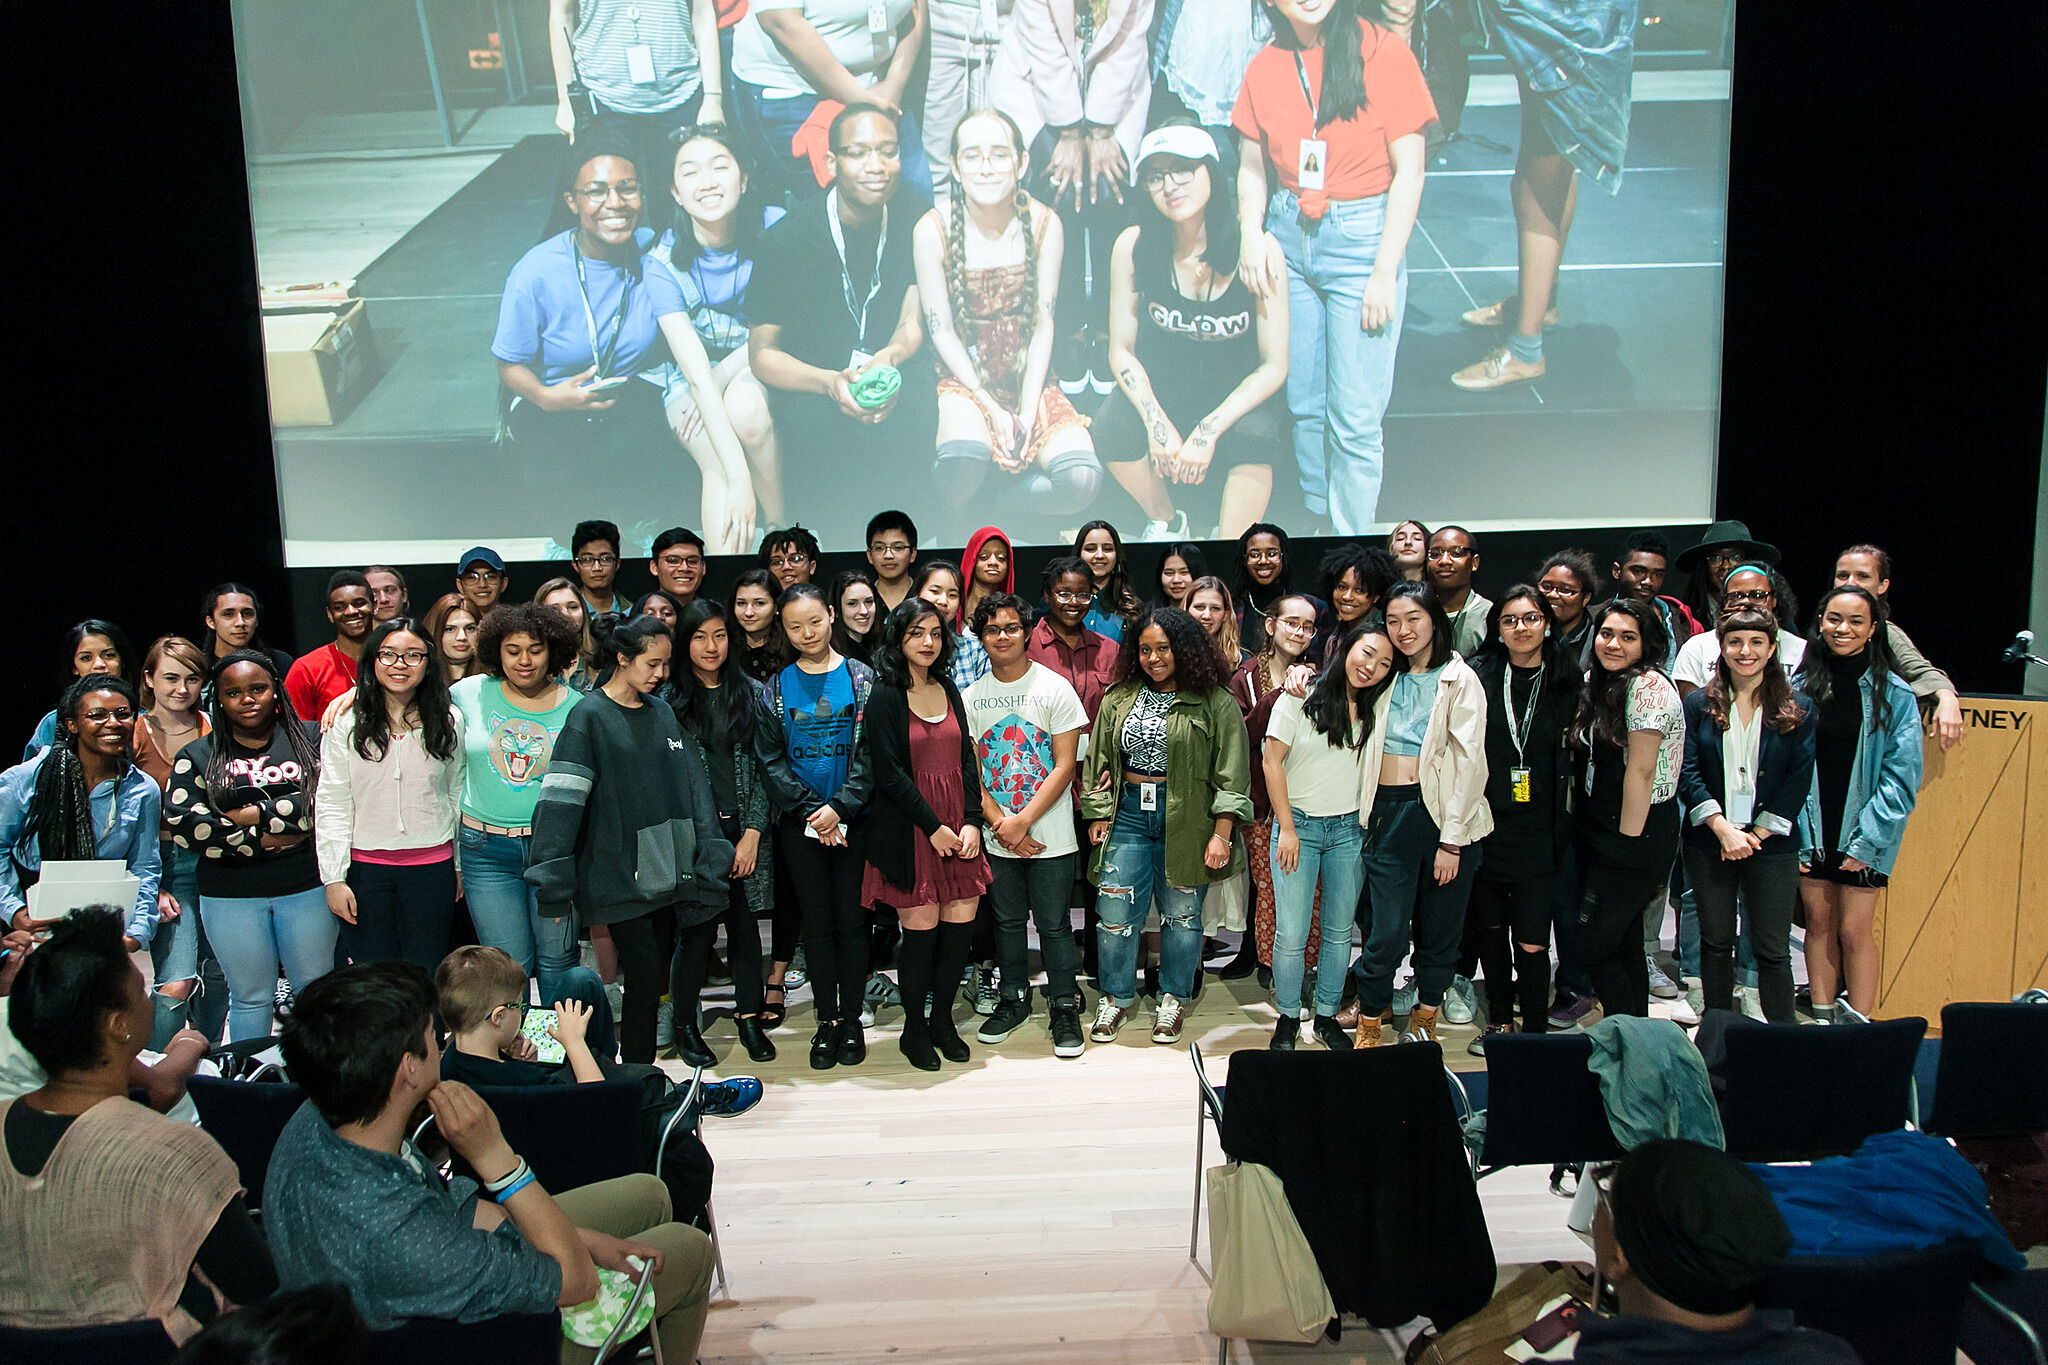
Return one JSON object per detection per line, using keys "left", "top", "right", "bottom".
{"left": 3, "top": 3, "right": 2043, "bottom": 743}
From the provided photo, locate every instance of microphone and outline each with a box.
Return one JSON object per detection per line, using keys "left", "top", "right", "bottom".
{"left": 2006, "top": 630, "right": 2037, "bottom": 664}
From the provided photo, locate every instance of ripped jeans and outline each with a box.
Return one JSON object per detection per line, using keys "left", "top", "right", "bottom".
{"left": 1094, "top": 783, "right": 1208, "bottom": 1006}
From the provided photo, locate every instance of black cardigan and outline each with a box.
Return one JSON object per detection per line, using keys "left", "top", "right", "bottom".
{"left": 853, "top": 681, "right": 984, "bottom": 893}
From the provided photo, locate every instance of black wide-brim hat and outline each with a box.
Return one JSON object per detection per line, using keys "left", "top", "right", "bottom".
{"left": 1676, "top": 520, "right": 1781, "bottom": 573}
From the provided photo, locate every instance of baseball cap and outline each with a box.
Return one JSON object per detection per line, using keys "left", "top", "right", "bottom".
{"left": 456, "top": 546, "right": 506, "bottom": 574}
{"left": 1131, "top": 125, "right": 1219, "bottom": 183}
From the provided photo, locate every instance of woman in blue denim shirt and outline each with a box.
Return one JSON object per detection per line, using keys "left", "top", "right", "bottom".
{"left": 1792, "top": 586, "right": 1923, "bottom": 1023}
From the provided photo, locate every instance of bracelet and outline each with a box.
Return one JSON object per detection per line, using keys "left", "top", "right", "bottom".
{"left": 1438, "top": 843, "right": 1461, "bottom": 855}
{"left": 493, "top": 1170, "right": 537, "bottom": 1203}
{"left": 484, "top": 1157, "right": 530, "bottom": 1194}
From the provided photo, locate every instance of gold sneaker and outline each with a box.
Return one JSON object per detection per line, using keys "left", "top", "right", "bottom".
{"left": 1452, "top": 347, "right": 1546, "bottom": 392}
{"left": 1354, "top": 1009, "right": 1392, "bottom": 1049}
{"left": 1460, "top": 296, "right": 1560, "bottom": 328}
{"left": 1407, "top": 1003, "right": 1441, "bottom": 1044}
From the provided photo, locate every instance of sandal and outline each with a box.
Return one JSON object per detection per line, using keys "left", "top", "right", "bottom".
{"left": 760, "top": 982, "right": 787, "bottom": 1030}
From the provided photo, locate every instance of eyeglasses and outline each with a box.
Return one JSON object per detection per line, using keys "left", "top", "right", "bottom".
{"left": 982, "top": 623, "right": 1027, "bottom": 638}
{"left": 655, "top": 554, "right": 702, "bottom": 569}
{"left": 575, "top": 181, "right": 643, "bottom": 204}
{"left": 869, "top": 541, "right": 912, "bottom": 555}
{"left": 1051, "top": 589, "right": 1091, "bottom": 604}
{"left": 376, "top": 649, "right": 432, "bottom": 666}
{"left": 1245, "top": 549, "right": 1283, "bottom": 563}
{"left": 1723, "top": 589, "right": 1775, "bottom": 606}
{"left": 81, "top": 707, "right": 136, "bottom": 723}
{"left": 768, "top": 554, "right": 813, "bottom": 569}
{"left": 1499, "top": 612, "right": 1547, "bottom": 629}
{"left": 833, "top": 142, "right": 900, "bottom": 163}
{"left": 1142, "top": 166, "right": 1198, "bottom": 191}
{"left": 956, "top": 146, "right": 1017, "bottom": 169}
{"left": 494, "top": 1001, "right": 531, "bottom": 1020}
{"left": 573, "top": 554, "right": 619, "bottom": 569}
{"left": 458, "top": 570, "right": 504, "bottom": 583}
{"left": 1426, "top": 546, "right": 1474, "bottom": 561}
{"left": 1537, "top": 580, "right": 1584, "bottom": 597}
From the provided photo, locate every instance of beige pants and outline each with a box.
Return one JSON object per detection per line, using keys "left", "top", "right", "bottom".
{"left": 555, "top": 1174, "right": 715, "bottom": 1364}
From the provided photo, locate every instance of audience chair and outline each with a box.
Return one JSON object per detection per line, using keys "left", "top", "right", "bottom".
{"left": 187, "top": 1075, "right": 306, "bottom": 1209}
{"left": 1188, "top": 1042, "right": 1227, "bottom": 1269}
{"left": 1927, "top": 1001, "right": 2048, "bottom": 1138}
{"left": 368, "top": 1309, "right": 562, "bottom": 1364}
{"left": 0, "top": 1319, "right": 176, "bottom": 1363}
{"left": 1756, "top": 1236, "right": 1978, "bottom": 1365}
{"left": 469, "top": 1079, "right": 647, "bottom": 1190}
{"left": 1959, "top": 1268, "right": 2048, "bottom": 1365}
{"left": 1716, "top": 1015, "right": 1926, "bottom": 1162}
{"left": 654, "top": 1065, "right": 729, "bottom": 1300}
{"left": 589, "top": 1252, "right": 663, "bottom": 1364}
{"left": 1450, "top": 1032, "right": 1623, "bottom": 1184}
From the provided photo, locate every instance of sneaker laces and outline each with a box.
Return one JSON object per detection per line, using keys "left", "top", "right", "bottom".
{"left": 1093, "top": 997, "right": 1123, "bottom": 1029}
{"left": 1156, "top": 995, "right": 1184, "bottom": 1029}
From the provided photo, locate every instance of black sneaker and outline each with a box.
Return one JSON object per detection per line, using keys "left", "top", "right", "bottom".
{"left": 977, "top": 995, "right": 1032, "bottom": 1043}
{"left": 1312, "top": 1015, "right": 1354, "bottom": 1051}
{"left": 1049, "top": 997, "right": 1086, "bottom": 1057}
{"left": 1270, "top": 1016, "right": 1300, "bottom": 1051}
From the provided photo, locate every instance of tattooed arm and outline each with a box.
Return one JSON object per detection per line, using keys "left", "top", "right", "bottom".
{"left": 1107, "top": 225, "right": 1181, "bottom": 474}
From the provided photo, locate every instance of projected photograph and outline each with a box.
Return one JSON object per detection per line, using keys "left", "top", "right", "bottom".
{"left": 234, "top": 0, "right": 1734, "bottom": 562}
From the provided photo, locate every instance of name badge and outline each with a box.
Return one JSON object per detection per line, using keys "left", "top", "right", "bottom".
{"left": 868, "top": 0, "right": 890, "bottom": 33}
{"left": 1727, "top": 791, "right": 1755, "bottom": 827}
{"left": 979, "top": 0, "right": 999, "bottom": 30}
{"left": 1139, "top": 781, "right": 1158, "bottom": 812}
{"left": 1510, "top": 766, "right": 1532, "bottom": 804}
{"left": 1296, "top": 138, "right": 1328, "bottom": 192}
{"left": 624, "top": 42, "right": 657, "bottom": 84}
{"left": 848, "top": 348, "right": 874, "bottom": 371}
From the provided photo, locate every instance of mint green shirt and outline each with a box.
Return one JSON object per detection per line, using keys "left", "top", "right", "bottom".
{"left": 450, "top": 674, "right": 580, "bottom": 827}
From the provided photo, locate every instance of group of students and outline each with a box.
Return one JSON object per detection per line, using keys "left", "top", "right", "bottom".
{"left": 497, "top": 0, "right": 1646, "bottom": 549}
{"left": 2, "top": 508, "right": 1948, "bottom": 1091}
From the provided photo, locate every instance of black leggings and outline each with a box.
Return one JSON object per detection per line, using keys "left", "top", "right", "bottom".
{"left": 1462, "top": 870, "right": 1554, "bottom": 1033}
{"left": 607, "top": 904, "right": 677, "bottom": 1064}
{"left": 780, "top": 814, "right": 868, "bottom": 1022}
{"left": 1577, "top": 857, "right": 1667, "bottom": 1020}
{"left": 770, "top": 842, "right": 803, "bottom": 966}
{"left": 671, "top": 874, "right": 767, "bottom": 1016}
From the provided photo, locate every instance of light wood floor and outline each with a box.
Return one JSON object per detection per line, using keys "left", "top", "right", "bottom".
{"left": 671, "top": 969, "right": 1593, "bottom": 1364}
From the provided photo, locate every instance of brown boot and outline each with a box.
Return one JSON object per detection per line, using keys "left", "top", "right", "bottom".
{"left": 1334, "top": 999, "right": 1362, "bottom": 1029}
{"left": 1407, "top": 1004, "right": 1440, "bottom": 1044}
{"left": 1354, "top": 1009, "right": 1391, "bottom": 1049}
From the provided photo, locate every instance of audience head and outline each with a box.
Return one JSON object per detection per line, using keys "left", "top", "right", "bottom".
{"left": 476, "top": 600, "right": 580, "bottom": 692}
{"left": 1613, "top": 530, "right": 1671, "bottom": 603}
{"left": 62, "top": 618, "right": 133, "bottom": 688}
{"left": 170, "top": 1282, "right": 371, "bottom": 1365}
{"left": 140, "top": 635, "right": 208, "bottom": 717}
{"left": 6, "top": 907, "right": 150, "bottom": 1082}
{"left": 363, "top": 565, "right": 409, "bottom": 623}
{"left": 1304, "top": 621, "right": 1397, "bottom": 750}
{"left": 912, "top": 560, "right": 966, "bottom": 625}
{"left": 1319, "top": 543, "right": 1398, "bottom": 626}
{"left": 201, "top": 584, "right": 266, "bottom": 659}
{"left": 650, "top": 528, "right": 706, "bottom": 601}
{"left": 1832, "top": 543, "right": 1892, "bottom": 602}
{"left": 1537, "top": 549, "right": 1600, "bottom": 631}
{"left": 1388, "top": 519, "right": 1430, "bottom": 580}
{"left": 455, "top": 547, "right": 507, "bottom": 613}
{"left": 875, "top": 596, "right": 956, "bottom": 688}
{"left": 562, "top": 140, "right": 646, "bottom": 256}
{"left": 595, "top": 612, "right": 673, "bottom": 694}
{"left": 668, "top": 123, "right": 764, "bottom": 258}
{"left": 435, "top": 944, "right": 529, "bottom": 1039}
{"left": 1132, "top": 122, "right": 1239, "bottom": 270}
{"left": 322, "top": 571, "right": 374, "bottom": 646}
{"left": 1595, "top": 1140, "right": 1794, "bottom": 1323}
{"left": 631, "top": 589, "right": 682, "bottom": 630}
{"left": 778, "top": 582, "right": 836, "bottom": 663}
{"left": 281, "top": 961, "right": 438, "bottom": 1129}
{"left": 1186, "top": 576, "right": 1242, "bottom": 663}
{"left": 422, "top": 593, "right": 481, "bottom": 683}
{"left": 865, "top": 510, "right": 919, "bottom": 584}
{"left": 1153, "top": 542, "right": 1207, "bottom": 609}
{"left": 1042, "top": 556, "right": 1095, "bottom": 635}
{"left": 571, "top": 519, "right": 625, "bottom": 600}
{"left": 1382, "top": 581, "right": 1455, "bottom": 669}
{"left": 1425, "top": 525, "right": 1478, "bottom": 597}
{"left": 729, "top": 568, "right": 780, "bottom": 646}
{"left": 1236, "top": 523, "right": 1290, "bottom": 599}
{"left": 827, "top": 104, "right": 903, "bottom": 209}
{"left": 972, "top": 593, "right": 1033, "bottom": 668}
{"left": 1117, "top": 606, "right": 1228, "bottom": 695}
{"left": 760, "top": 525, "right": 821, "bottom": 589}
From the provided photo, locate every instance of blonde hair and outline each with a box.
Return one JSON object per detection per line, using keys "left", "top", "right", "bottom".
{"left": 435, "top": 945, "right": 528, "bottom": 1034}
{"left": 140, "top": 636, "right": 209, "bottom": 711}
{"left": 535, "top": 575, "right": 598, "bottom": 673}
{"left": 1188, "top": 576, "right": 1242, "bottom": 664}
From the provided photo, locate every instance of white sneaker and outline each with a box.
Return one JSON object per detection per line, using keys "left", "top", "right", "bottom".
{"left": 1668, "top": 989, "right": 1701, "bottom": 1027}
{"left": 1647, "top": 956, "right": 1682, "bottom": 1000}
{"left": 1151, "top": 994, "right": 1186, "bottom": 1044}
{"left": 1089, "top": 996, "right": 1129, "bottom": 1043}
{"left": 654, "top": 998, "right": 674, "bottom": 1049}
{"left": 1442, "top": 975, "right": 1477, "bottom": 1025}
{"left": 1737, "top": 985, "right": 1766, "bottom": 1021}
{"left": 1139, "top": 510, "right": 1189, "bottom": 543}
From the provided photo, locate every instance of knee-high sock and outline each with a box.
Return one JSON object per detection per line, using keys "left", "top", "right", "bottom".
{"left": 934, "top": 439, "right": 993, "bottom": 511}
{"left": 896, "top": 926, "right": 937, "bottom": 1032}
{"left": 932, "top": 920, "right": 978, "bottom": 1015}
{"left": 1024, "top": 445, "right": 1103, "bottom": 515}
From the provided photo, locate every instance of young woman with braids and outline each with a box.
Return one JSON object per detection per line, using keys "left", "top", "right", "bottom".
{"left": 915, "top": 108, "right": 1102, "bottom": 533}
{"left": 22, "top": 620, "right": 135, "bottom": 759}
{"left": 1234, "top": 522, "right": 1317, "bottom": 654}
{"left": 1, "top": 675, "right": 163, "bottom": 957}
{"left": 314, "top": 620, "right": 464, "bottom": 975}
{"left": 163, "top": 651, "right": 328, "bottom": 1041}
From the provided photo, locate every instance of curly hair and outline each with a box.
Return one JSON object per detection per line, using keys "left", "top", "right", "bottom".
{"left": 1699, "top": 608, "right": 1807, "bottom": 735}
{"left": 475, "top": 601, "right": 581, "bottom": 679}
{"left": 873, "top": 597, "right": 958, "bottom": 690}
{"left": 946, "top": 109, "right": 1039, "bottom": 385}
{"left": 970, "top": 592, "right": 1033, "bottom": 639}
{"left": 1317, "top": 543, "right": 1399, "bottom": 619}
{"left": 1114, "top": 607, "right": 1232, "bottom": 695}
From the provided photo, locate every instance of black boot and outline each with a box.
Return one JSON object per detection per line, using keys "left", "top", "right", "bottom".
{"left": 930, "top": 920, "right": 977, "bottom": 1063}
{"left": 1219, "top": 934, "right": 1260, "bottom": 980}
{"left": 735, "top": 1015, "right": 777, "bottom": 1063}
{"left": 673, "top": 1018, "right": 716, "bottom": 1069}
{"left": 809, "top": 1018, "right": 839, "bottom": 1070}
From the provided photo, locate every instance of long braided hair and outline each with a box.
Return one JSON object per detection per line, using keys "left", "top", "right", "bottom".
{"left": 946, "top": 109, "right": 1039, "bottom": 387}
{"left": 202, "top": 649, "right": 321, "bottom": 806}
{"left": 21, "top": 674, "right": 140, "bottom": 862}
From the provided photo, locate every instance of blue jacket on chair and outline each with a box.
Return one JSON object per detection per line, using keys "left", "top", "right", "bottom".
{"left": 1678, "top": 689, "right": 1816, "bottom": 850}
{"left": 1797, "top": 669, "right": 1923, "bottom": 875}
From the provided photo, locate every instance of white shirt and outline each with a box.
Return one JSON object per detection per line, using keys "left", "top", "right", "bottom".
{"left": 314, "top": 707, "right": 467, "bottom": 884}
{"left": 1673, "top": 628, "right": 1806, "bottom": 690}
{"left": 1721, "top": 696, "right": 1765, "bottom": 826}
{"left": 732, "top": 0, "right": 918, "bottom": 99}
{"left": 1264, "top": 692, "right": 1366, "bottom": 818}
{"left": 964, "top": 663, "right": 1088, "bottom": 860}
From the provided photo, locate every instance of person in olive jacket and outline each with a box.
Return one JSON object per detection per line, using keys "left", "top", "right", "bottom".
{"left": 1081, "top": 607, "right": 1252, "bottom": 1047}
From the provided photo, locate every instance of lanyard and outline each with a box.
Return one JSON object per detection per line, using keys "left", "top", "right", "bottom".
{"left": 825, "top": 188, "right": 888, "bottom": 348}
{"left": 1503, "top": 664, "right": 1545, "bottom": 767}
{"left": 572, "top": 241, "right": 635, "bottom": 379}
{"left": 1293, "top": 51, "right": 1319, "bottom": 129}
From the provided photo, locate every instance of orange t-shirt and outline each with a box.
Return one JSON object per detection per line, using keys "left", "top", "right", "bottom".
{"left": 1230, "top": 22, "right": 1437, "bottom": 218}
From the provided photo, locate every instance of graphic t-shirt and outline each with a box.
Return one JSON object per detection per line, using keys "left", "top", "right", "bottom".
{"left": 964, "top": 663, "right": 1088, "bottom": 860}
{"left": 451, "top": 675, "right": 581, "bottom": 827}
{"left": 1587, "top": 670, "right": 1686, "bottom": 804}
{"left": 779, "top": 662, "right": 856, "bottom": 803}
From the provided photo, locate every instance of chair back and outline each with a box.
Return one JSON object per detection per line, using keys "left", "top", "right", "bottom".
{"left": 467, "top": 1080, "right": 645, "bottom": 1192}
{"left": 1190, "top": 1041, "right": 1224, "bottom": 1125}
{"left": 0, "top": 1320, "right": 177, "bottom": 1364}
{"left": 369, "top": 1310, "right": 561, "bottom": 1364}
{"left": 1930, "top": 1002, "right": 2048, "bottom": 1138}
{"left": 187, "top": 1075, "right": 306, "bottom": 1208}
{"left": 1756, "top": 1236, "right": 1978, "bottom": 1365}
{"left": 1717, "top": 1016, "right": 1926, "bottom": 1162}
{"left": 1476, "top": 1032, "right": 1624, "bottom": 1172}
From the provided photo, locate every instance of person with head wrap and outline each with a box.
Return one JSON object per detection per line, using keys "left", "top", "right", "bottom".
{"left": 1579, "top": 1139, "right": 1860, "bottom": 1363}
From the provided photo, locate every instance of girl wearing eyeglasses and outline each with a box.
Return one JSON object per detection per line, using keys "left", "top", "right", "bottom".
{"left": 314, "top": 620, "right": 465, "bottom": 974}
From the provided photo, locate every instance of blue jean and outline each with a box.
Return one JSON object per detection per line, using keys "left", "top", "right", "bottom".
{"left": 1094, "top": 784, "right": 1207, "bottom": 1005}
{"left": 457, "top": 825, "right": 599, "bottom": 1025}
{"left": 1271, "top": 811, "right": 1364, "bottom": 1017}
{"left": 199, "top": 885, "right": 337, "bottom": 1041}
{"left": 731, "top": 79, "right": 934, "bottom": 205}
{"left": 1268, "top": 189, "right": 1407, "bottom": 529}
{"left": 149, "top": 840, "right": 228, "bottom": 1048}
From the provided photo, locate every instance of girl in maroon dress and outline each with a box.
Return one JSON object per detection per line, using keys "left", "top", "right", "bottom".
{"left": 855, "top": 598, "right": 993, "bottom": 1070}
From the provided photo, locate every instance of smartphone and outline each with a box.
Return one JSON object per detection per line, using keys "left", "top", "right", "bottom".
{"left": 1521, "top": 1297, "right": 1582, "bottom": 1352}
{"left": 519, "top": 1008, "right": 566, "bottom": 1065}
{"left": 582, "top": 374, "right": 631, "bottom": 393}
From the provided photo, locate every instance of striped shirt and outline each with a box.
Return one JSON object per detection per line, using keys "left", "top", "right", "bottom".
{"left": 571, "top": 0, "right": 703, "bottom": 113}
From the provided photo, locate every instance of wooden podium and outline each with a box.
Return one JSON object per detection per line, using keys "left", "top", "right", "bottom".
{"left": 1875, "top": 696, "right": 2048, "bottom": 1026}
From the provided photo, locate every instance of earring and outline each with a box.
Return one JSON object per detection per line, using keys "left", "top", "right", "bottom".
{"left": 122, "top": 1031, "right": 132, "bottom": 1042}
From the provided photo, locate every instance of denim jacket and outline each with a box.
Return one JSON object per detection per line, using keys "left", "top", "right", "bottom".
{"left": 1797, "top": 669, "right": 1923, "bottom": 875}
{"left": 0, "top": 753, "right": 163, "bottom": 943}
{"left": 1478, "top": 0, "right": 1637, "bottom": 193}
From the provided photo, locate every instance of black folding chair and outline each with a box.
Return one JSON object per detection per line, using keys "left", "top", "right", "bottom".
{"left": 1928, "top": 1001, "right": 2048, "bottom": 1138}
{"left": 467, "top": 1079, "right": 647, "bottom": 1191}
{"left": 1959, "top": 1267, "right": 2048, "bottom": 1365}
{"left": 187, "top": 1075, "right": 307, "bottom": 1209}
{"left": 1716, "top": 1015, "right": 1926, "bottom": 1162}
{"left": 369, "top": 1310, "right": 562, "bottom": 1365}
{"left": 1452, "top": 1031, "right": 1623, "bottom": 1185}
{"left": 0, "top": 1320, "right": 177, "bottom": 1363}
{"left": 1757, "top": 1236, "right": 1979, "bottom": 1365}
{"left": 1187, "top": 1042, "right": 1226, "bottom": 1269}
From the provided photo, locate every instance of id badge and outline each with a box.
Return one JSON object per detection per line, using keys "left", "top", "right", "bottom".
{"left": 624, "top": 42, "right": 657, "bottom": 84}
{"left": 849, "top": 348, "right": 874, "bottom": 371}
{"left": 1510, "top": 766, "right": 1532, "bottom": 805}
{"left": 1139, "top": 781, "right": 1158, "bottom": 812}
{"left": 1727, "top": 790, "right": 1755, "bottom": 827}
{"left": 979, "top": 0, "right": 998, "bottom": 30}
{"left": 1296, "top": 138, "right": 1328, "bottom": 192}
{"left": 868, "top": 0, "right": 890, "bottom": 33}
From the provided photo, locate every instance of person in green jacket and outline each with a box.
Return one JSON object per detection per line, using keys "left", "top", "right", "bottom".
{"left": 1082, "top": 607, "right": 1253, "bottom": 1047}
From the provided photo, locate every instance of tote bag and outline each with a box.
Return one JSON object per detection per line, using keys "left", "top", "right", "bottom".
{"left": 1206, "top": 1160, "right": 1335, "bottom": 1344}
